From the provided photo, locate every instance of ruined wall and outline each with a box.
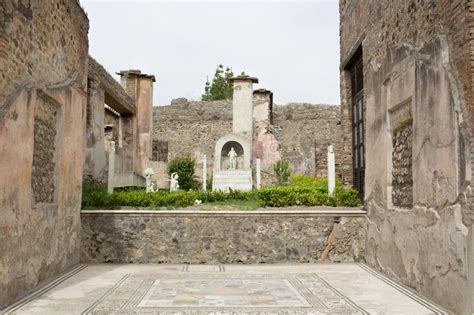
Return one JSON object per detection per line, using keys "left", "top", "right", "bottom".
{"left": 152, "top": 99, "right": 342, "bottom": 187}
{"left": 0, "top": 0, "right": 88, "bottom": 308}
{"left": 81, "top": 210, "right": 366, "bottom": 264}
{"left": 152, "top": 99, "right": 233, "bottom": 187}
{"left": 340, "top": 0, "right": 473, "bottom": 313}
{"left": 272, "top": 104, "right": 342, "bottom": 181}
{"left": 85, "top": 57, "right": 137, "bottom": 184}
{"left": 118, "top": 70, "right": 155, "bottom": 178}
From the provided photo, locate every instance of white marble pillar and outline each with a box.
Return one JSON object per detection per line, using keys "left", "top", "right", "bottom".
{"left": 107, "top": 141, "right": 116, "bottom": 194}
{"left": 202, "top": 154, "right": 207, "bottom": 191}
{"left": 256, "top": 158, "right": 261, "bottom": 189}
{"left": 328, "top": 145, "right": 335, "bottom": 195}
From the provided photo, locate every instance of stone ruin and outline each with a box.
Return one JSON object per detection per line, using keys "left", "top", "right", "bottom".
{"left": 1, "top": 0, "right": 473, "bottom": 314}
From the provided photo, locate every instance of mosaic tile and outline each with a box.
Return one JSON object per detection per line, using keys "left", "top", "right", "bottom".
{"left": 82, "top": 273, "right": 368, "bottom": 314}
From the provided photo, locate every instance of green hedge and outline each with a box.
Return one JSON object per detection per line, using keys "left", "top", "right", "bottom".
{"left": 167, "top": 155, "right": 199, "bottom": 190}
{"left": 82, "top": 177, "right": 361, "bottom": 210}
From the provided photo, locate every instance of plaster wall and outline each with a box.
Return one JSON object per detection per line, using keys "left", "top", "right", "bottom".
{"left": 0, "top": 0, "right": 89, "bottom": 308}
{"left": 118, "top": 72, "right": 155, "bottom": 177}
{"left": 232, "top": 80, "right": 254, "bottom": 137}
{"left": 84, "top": 78, "right": 106, "bottom": 183}
{"left": 340, "top": 1, "right": 474, "bottom": 313}
{"left": 135, "top": 78, "right": 154, "bottom": 176}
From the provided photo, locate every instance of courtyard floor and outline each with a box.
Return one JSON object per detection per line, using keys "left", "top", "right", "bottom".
{"left": 4, "top": 263, "right": 448, "bottom": 314}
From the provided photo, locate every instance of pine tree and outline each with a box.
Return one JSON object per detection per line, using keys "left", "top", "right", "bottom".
{"left": 202, "top": 64, "right": 234, "bottom": 101}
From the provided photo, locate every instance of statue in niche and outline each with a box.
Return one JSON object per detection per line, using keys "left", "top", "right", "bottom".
{"left": 170, "top": 172, "right": 179, "bottom": 192}
{"left": 228, "top": 147, "right": 238, "bottom": 170}
{"left": 144, "top": 167, "right": 158, "bottom": 193}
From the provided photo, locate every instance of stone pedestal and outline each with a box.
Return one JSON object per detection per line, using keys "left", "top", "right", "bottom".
{"left": 213, "top": 170, "right": 253, "bottom": 192}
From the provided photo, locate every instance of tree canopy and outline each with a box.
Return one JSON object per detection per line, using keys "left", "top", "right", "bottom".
{"left": 202, "top": 64, "right": 234, "bottom": 101}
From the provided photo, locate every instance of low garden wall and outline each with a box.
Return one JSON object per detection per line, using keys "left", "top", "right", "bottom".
{"left": 81, "top": 209, "right": 367, "bottom": 264}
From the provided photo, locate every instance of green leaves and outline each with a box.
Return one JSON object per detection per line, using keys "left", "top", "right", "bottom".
{"left": 273, "top": 160, "right": 291, "bottom": 185}
{"left": 81, "top": 176, "right": 361, "bottom": 210}
{"left": 202, "top": 64, "right": 234, "bottom": 101}
{"left": 167, "top": 155, "right": 198, "bottom": 191}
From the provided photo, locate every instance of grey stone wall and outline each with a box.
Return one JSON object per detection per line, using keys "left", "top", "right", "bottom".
{"left": 272, "top": 104, "right": 342, "bottom": 178}
{"left": 81, "top": 211, "right": 366, "bottom": 264}
{"left": 152, "top": 99, "right": 343, "bottom": 186}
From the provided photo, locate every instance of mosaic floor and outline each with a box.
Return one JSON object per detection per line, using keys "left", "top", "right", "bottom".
{"left": 3, "top": 264, "right": 448, "bottom": 314}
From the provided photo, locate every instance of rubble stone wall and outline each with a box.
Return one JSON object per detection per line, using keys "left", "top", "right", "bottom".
{"left": 152, "top": 99, "right": 342, "bottom": 187}
{"left": 81, "top": 210, "right": 366, "bottom": 264}
{"left": 31, "top": 94, "right": 58, "bottom": 204}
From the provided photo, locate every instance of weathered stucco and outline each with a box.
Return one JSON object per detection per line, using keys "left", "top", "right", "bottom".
{"left": 81, "top": 210, "right": 366, "bottom": 264}
{"left": 0, "top": 0, "right": 89, "bottom": 308}
{"left": 340, "top": 1, "right": 474, "bottom": 313}
{"left": 84, "top": 64, "right": 155, "bottom": 189}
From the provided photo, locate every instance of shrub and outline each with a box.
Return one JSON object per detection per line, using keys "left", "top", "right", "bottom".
{"left": 288, "top": 175, "right": 344, "bottom": 192}
{"left": 167, "top": 155, "right": 198, "bottom": 191}
{"left": 273, "top": 160, "right": 291, "bottom": 185}
{"left": 81, "top": 178, "right": 361, "bottom": 209}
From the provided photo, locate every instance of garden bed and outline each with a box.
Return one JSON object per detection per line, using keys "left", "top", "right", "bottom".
{"left": 82, "top": 177, "right": 361, "bottom": 210}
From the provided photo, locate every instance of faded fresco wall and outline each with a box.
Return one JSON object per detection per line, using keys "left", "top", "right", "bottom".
{"left": 0, "top": 0, "right": 89, "bottom": 308}
{"left": 152, "top": 98, "right": 342, "bottom": 187}
{"left": 340, "top": 0, "right": 474, "bottom": 313}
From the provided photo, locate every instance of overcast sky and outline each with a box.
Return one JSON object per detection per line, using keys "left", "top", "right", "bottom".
{"left": 81, "top": 0, "right": 340, "bottom": 106}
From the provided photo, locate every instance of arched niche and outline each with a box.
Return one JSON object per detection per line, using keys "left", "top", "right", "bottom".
{"left": 221, "top": 141, "right": 244, "bottom": 170}
{"left": 214, "top": 133, "right": 251, "bottom": 171}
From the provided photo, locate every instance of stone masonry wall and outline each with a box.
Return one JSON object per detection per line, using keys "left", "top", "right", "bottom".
{"left": 0, "top": 0, "right": 89, "bottom": 118}
{"left": 31, "top": 94, "right": 58, "bottom": 204}
{"left": 391, "top": 124, "right": 413, "bottom": 208}
{"left": 340, "top": 0, "right": 474, "bottom": 313}
{"left": 0, "top": 0, "right": 89, "bottom": 308}
{"left": 81, "top": 211, "right": 366, "bottom": 264}
{"left": 272, "top": 104, "right": 342, "bottom": 179}
{"left": 152, "top": 99, "right": 342, "bottom": 187}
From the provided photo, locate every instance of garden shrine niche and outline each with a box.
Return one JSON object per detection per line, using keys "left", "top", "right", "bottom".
{"left": 222, "top": 141, "right": 244, "bottom": 170}
{"left": 213, "top": 133, "right": 252, "bottom": 191}
{"left": 212, "top": 74, "right": 258, "bottom": 191}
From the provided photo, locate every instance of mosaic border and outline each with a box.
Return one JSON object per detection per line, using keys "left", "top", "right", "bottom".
{"left": 2, "top": 264, "right": 88, "bottom": 314}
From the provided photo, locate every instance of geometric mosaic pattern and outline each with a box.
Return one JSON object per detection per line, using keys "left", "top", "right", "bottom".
{"left": 82, "top": 273, "right": 368, "bottom": 314}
